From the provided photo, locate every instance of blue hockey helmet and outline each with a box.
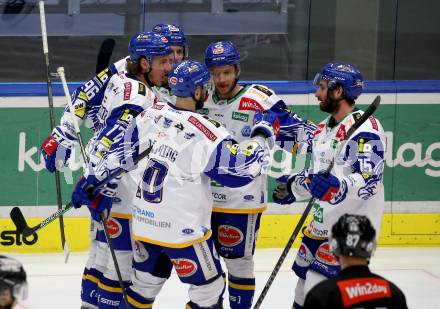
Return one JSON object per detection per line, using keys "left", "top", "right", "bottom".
{"left": 128, "top": 31, "right": 172, "bottom": 61}
{"left": 329, "top": 214, "right": 376, "bottom": 259}
{"left": 152, "top": 24, "right": 188, "bottom": 59}
{"left": 152, "top": 24, "right": 186, "bottom": 46}
{"left": 168, "top": 60, "right": 211, "bottom": 98}
{"left": 313, "top": 62, "right": 364, "bottom": 100}
{"left": 204, "top": 41, "right": 240, "bottom": 68}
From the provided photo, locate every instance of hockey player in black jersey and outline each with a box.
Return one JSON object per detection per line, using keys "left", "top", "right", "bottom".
{"left": 303, "top": 214, "right": 408, "bottom": 309}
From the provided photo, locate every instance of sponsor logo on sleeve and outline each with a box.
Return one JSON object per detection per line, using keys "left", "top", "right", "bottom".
{"left": 188, "top": 116, "right": 217, "bottom": 141}
{"left": 369, "top": 116, "right": 379, "bottom": 130}
{"left": 171, "top": 258, "right": 198, "bottom": 277}
{"left": 338, "top": 278, "right": 391, "bottom": 307}
{"left": 294, "top": 243, "right": 313, "bottom": 267}
{"left": 218, "top": 225, "right": 244, "bottom": 247}
{"left": 238, "top": 97, "right": 264, "bottom": 111}
{"left": 123, "top": 82, "right": 132, "bottom": 100}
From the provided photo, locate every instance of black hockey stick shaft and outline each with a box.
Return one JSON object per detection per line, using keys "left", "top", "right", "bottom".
{"left": 39, "top": 0, "right": 67, "bottom": 252}
{"left": 10, "top": 145, "right": 152, "bottom": 238}
{"left": 96, "top": 38, "right": 116, "bottom": 74}
{"left": 253, "top": 95, "right": 381, "bottom": 309}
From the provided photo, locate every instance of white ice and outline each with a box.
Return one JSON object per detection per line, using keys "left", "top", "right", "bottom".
{"left": 7, "top": 247, "right": 440, "bottom": 308}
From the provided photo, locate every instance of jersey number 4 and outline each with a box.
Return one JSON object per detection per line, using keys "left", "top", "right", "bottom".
{"left": 139, "top": 159, "right": 169, "bottom": 203}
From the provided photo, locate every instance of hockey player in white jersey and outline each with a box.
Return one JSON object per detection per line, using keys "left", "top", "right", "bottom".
{"left": 71, "top": 60, "right": 281, "bottom": 308}
{"left": 272, "top": 62, "right": 386, "bottom": 309}
{"left": 80, "top": 32, "right": 174, "bottom": 309}
{"left": 203, "top": 41, "right": 316, "bottom": 309}
{"left": 0, "top": 256, "right": 28, "bottom": 309}
{"left": 40, "top": 31, "right": 173, "bottom": 309}
{"left": 40, "top": 23, "right": 187, "bottom": 174}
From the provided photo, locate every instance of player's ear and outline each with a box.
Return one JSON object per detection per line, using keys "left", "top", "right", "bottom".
{"left": 140, "top": 58, "right": 150, "bottom": 73}
{"left": 194, "top": 87, "right": 203, "bottom": 101}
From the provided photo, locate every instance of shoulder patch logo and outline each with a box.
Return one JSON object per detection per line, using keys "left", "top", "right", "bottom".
{"left": 138, "top": 83, "right": 146, "bottom": 96}
{"left": 254, "top": 85, "right": 273, "bottom": 96}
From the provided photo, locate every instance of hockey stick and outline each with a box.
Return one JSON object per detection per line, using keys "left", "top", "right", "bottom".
{"left": 96, "top": 38, "right": 116, "bottom": 74}
{"left": 38, "top": 0, "right": 68, "bottom": 256}
{"left": 57, "top": 66, "right": 130, "bottom": 308}
{"left": 253, "top": 95, "right": 382, "bottom": 309}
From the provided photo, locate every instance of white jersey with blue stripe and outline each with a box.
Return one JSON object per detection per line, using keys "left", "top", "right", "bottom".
{"left": 94, "top": 101, "right": 271, "bottom": 247}
{"left": 290, "top": 110, "right": 386, "bottom": 240}
{"left": 202, "top": 84, "right": 315, "bottom": 213}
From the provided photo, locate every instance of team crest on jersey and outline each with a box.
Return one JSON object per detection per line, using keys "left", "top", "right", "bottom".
{"left": 218, "top": 225, "right": 243, "bottom": 247}
{"left": 238, "top": 97, "right": 264, "bottom": 111}
{"left": 171, "top": 258, "right": 198, "bottom": 277}
{"left": 105, "top": 217, "right": 122, "bottom": 239}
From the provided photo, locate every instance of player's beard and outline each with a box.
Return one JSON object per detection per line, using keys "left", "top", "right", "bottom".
{"left": 320, "top": 92, "right": 342, "bottom": 114}
{"left": 216, "top": 79, "right": 237, "bottom": 99}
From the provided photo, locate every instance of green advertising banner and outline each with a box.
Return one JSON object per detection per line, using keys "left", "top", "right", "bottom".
{"left": 0, "top": 95, "right": 439, "bottom": 212}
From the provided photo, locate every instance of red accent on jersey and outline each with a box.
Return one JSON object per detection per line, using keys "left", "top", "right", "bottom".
{"left": 335, "top": 124, "right": 347, "bottom": 142}
{"left": 313, "top": 123, "right": 325, "bottom": 137}
{"left": 369, "top": 116, "right": 378, "bottom": 131}
{"left": 338, "top": 277, "right": 392, "bottom": 307}
{"left": 171, "top": 258, "right": 198, "bottom": 277}
{"left": 123, "top": 82, "right": 132, "bottom": 100}
{"left": 152, "top": 102, "right": 164, "bottom": 110}
{"left": 218, "top": 225, "right": 244, "bottom": 247}
{"left": 188, "top": 116, "right": 217, "bottom": 141}
{"left": 316, "top": 242, "right": 338, "bottom": 265}
{"left": 41, "top": 136, "right": 59, "bottom": 155}
{"left": 106, "top": 217, "right": 122, "bottom": 238}
{"left": 238, "top": 97, "right": 264, "bottom": 112}
{"left": 273, "top": 117, "right": 280, "bottom": 137}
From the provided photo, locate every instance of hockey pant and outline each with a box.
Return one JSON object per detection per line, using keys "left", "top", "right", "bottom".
{"left": 82, "top": 219, "right": 103, "bottom": 309}
{"left": 93, "top": 215, "right": 132, "bottom": 309}
{"left": 211, "top": 212, "right": 262, "bottom": 309}
{"left": 124, "top": 237, "right": 225, "bottom": 309}
{"left": 291, "top": 233, "right": 340, "bottom": 307}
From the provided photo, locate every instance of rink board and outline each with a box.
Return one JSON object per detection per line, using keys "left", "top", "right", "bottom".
{"left": 1, "top": 213, "right": 440, "bottom": 252}
{"left": 0, "top": 82, "right": 439, "bottom": 252}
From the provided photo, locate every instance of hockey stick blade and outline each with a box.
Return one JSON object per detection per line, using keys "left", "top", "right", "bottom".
{"left": 253, "top": 95, "right": 382, "bottom": 309}
{"left": 96, "top": 38, "right": 115, "bottom": 74}
{"left": 10, "top": 207, "right": 31, "bottom": 234}
{"left": 11, "top": 144, "right": 154, "bottom": 237}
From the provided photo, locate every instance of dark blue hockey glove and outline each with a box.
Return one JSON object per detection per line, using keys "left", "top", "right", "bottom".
{"left": 41, "top": 135, "right": 72, "bottom": 173}
{"left": 71, "top": 176, "right": 117, "bottom": 221}
{"left": 309, "top": 173, "right": 340, "bottom": 202}
{"left": 272, "top": 175, "right": 296, "bottom": 205}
